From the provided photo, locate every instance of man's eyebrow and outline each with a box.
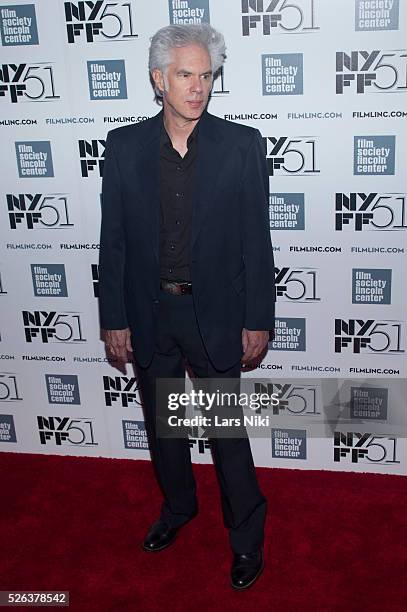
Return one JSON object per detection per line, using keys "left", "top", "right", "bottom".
{"left": 176, "top": 69, "right": 213, "bottom": 75}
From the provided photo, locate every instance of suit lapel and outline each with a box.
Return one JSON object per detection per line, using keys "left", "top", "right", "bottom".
{"left": 191, "top": 111, "right": 224, "bottom": 249}
{"left": 137, "top": 111, "right": 162, "bottom": 262}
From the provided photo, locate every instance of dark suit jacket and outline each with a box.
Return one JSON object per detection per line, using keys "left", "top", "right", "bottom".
{"left": 98, "top": 110, "right": 275, "bottom": 370}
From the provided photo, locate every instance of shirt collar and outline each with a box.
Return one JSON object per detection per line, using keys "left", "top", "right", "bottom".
{"left": 161, "top": 115, "right": 200, "bottom": 149}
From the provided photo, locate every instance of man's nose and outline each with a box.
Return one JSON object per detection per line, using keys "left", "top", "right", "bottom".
{"left": 190, "top": 76, "right": 203, "bottom": 93}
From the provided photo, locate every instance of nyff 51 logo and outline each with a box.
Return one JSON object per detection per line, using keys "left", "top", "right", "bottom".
{"left": 37, "top": 415, "right": 97, "bottom": 446}
{"left": 252, "top": 382, "right": 319, "bottom": 415}
{"left": 336, "top": 50, "right": 407, "bottom": 94}
{"left": 334, "top": 319, "right": 405, "bottom": 354}
{"left": 334, "top": 431, "right": 400, "bottom": 464}
{"left": 103, "top": 376, "right": 141, "bottom": 407}
{"left": 262, "top": 136, "right": 320, "bottom": 176}
{"left": 64, "top": 1, "right": 137, "bottom": 43}
{"left": 7, "top": 193, "right": 73, "bottom": 229}
{"left": 241, "top": 0, "right": 319, "bottom": 36}
{"left": 23, "top": 311, "right": 86, "bottom": 343}
{"left": 0, "top": 63, "right": 60, "bottom": 103}
{"left": 0, "top": 373, "right": 22, "bottom": 402}
{"left": 275, "top": 267, "right": 320, "bottom": 301}
{"left": 189, "top": 437, "right": 212, "bottom": 454}
{"left": 336, "top": 193, "right": 407, "bottom": 231}
{"left": 79, "top": 139, "right": 105, "bottom": 177}
{"left": 212, "top": 66, "right": 230, "bottom": 96}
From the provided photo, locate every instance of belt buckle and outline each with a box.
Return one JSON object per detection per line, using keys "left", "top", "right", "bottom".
{"left": 169, "top": 283, "right": 180, "bottom": 295}
{"left": 160, "top": 279, "right": 191, "bottom": 295}
{"left": 180, "top": 282, "right": 191, "bottom": 295}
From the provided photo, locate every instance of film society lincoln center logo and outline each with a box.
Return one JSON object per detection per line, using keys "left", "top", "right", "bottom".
{"left": 45, "top": 374, "right": 80, "bottom": 405}
{"left": 355, "top": 0, "right": 399, "bottom": 31}
{"left": 269, "top": 317, "right": 306, "bottom": 352}
{"left": 272, "top": 428, "right": 306, "bottom": 459}
{"left": 352, "top": 268, "right": 392, "bottom": 305}
{"left": 269, "top": 193, "right": 305, "bottom": 230}
{"left": 0, "top": 415, "right": 17, "bottom": 443}
{"left": 15, "top": 141, "right": 54, "bottom": 178}
{"left": 87, "top": 60, "right": 127, "bottom": 100}
{"left": 123, "top": 420, "right": 148, "bottom": 450}
{"left": 354, "top": 136, "right": 395, "bottom": 175}
{"left": 262, "top": 54, "right": 303, "bottom": 96}
{"left": 168, "top": 1, "right": 210, "bottom": 24}
{"left": 31, "top": 264, "right": 68, "bottom": 297}
{"left": 350, "top": 386, "right": 388, "bottom": 420}
{"left": 0, "top": 4, "right": 38, "bottom": 45}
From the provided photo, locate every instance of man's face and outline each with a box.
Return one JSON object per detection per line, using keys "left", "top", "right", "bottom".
{"left": 153, "top": 44, "right": 213, "bottom": 122}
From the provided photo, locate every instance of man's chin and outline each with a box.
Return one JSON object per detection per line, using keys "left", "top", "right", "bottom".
{"left": 188, "top": 111, "right": 204, "bottom": 121}
{"left": 179, "top": 109, "right": 205, "bottom": 123}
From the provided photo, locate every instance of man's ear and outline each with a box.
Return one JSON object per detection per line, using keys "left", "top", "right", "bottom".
{"left": 152, "top": 68, "right": 165, "bottom": 95}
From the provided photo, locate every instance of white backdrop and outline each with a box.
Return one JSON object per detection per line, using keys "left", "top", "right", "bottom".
{"left": 1, "top": 0, "right": 406, "bottom": 474}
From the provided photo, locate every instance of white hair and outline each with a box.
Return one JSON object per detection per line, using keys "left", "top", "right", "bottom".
{"left": 149, "top": 24, "right": 226, "bottom": 98}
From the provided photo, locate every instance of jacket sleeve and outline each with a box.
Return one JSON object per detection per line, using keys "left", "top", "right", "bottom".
{"left": 239, "top": 129, "right": 275, "bottom": 331}
{"left": 98, "top": 131, "right": 129, "bottom": 330}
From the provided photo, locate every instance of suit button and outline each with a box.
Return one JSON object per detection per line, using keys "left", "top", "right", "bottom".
{"left": 153, "top": 299, "right": 159, "bottom": 305}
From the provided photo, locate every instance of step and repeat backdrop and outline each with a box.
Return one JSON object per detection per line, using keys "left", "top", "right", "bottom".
{"left": 1, "top": 0, "right": 406, "bottom": 474}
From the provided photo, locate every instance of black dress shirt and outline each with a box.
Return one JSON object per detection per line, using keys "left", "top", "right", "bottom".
{"left": 159, "top": 120, "right": 198, "bottom": 282}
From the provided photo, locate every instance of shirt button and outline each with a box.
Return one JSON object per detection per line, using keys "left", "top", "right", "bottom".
{"left": 169, "top": 268, "right": 173, "bottom": 273}
{"left": 170, "top": 245, "right": 175, "bottom": 251}
{"left": 175, "top": 220, "right": 180, "bottom": 225}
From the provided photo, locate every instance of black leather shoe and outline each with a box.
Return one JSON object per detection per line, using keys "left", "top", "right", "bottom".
{"left": 142, "top": 520, "right": 179, "bottom": 552}
{"left": 231, "top": 549, "right": 264, "bottom": 590}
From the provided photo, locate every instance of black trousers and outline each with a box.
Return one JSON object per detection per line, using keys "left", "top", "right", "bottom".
{"left": 135, "top": 290, "right": 267, "bottom": 554}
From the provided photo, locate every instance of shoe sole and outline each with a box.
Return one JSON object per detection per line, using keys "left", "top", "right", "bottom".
{"left": 141, "top": 534, "right": 177, "bottom": 553}
{"left": 231, "top": 561, "right": 265, "bottom": 591}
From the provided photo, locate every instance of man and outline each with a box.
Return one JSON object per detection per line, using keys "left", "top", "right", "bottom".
{"left": 99, "top": 23, "right": 275, "bottom": 590}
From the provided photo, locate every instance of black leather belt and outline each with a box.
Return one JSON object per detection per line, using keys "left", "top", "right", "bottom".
{"left": 160, "top": 279, "right": 192, "bottom": 295}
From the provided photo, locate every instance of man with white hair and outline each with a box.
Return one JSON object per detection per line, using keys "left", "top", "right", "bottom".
{"left": 99, "top": 23, "right": 275, "bottom": 590}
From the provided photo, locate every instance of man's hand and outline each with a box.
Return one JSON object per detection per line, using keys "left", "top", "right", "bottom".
{"left": 241, "top": 328, "right": 269, "bottom": 366}
{"left": 105, "top": 328, "right": 133, "bottom": 362}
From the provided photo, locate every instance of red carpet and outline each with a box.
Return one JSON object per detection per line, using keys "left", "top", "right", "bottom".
{"left": 0, "top": 452, "right": 406, "bottom": 611}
